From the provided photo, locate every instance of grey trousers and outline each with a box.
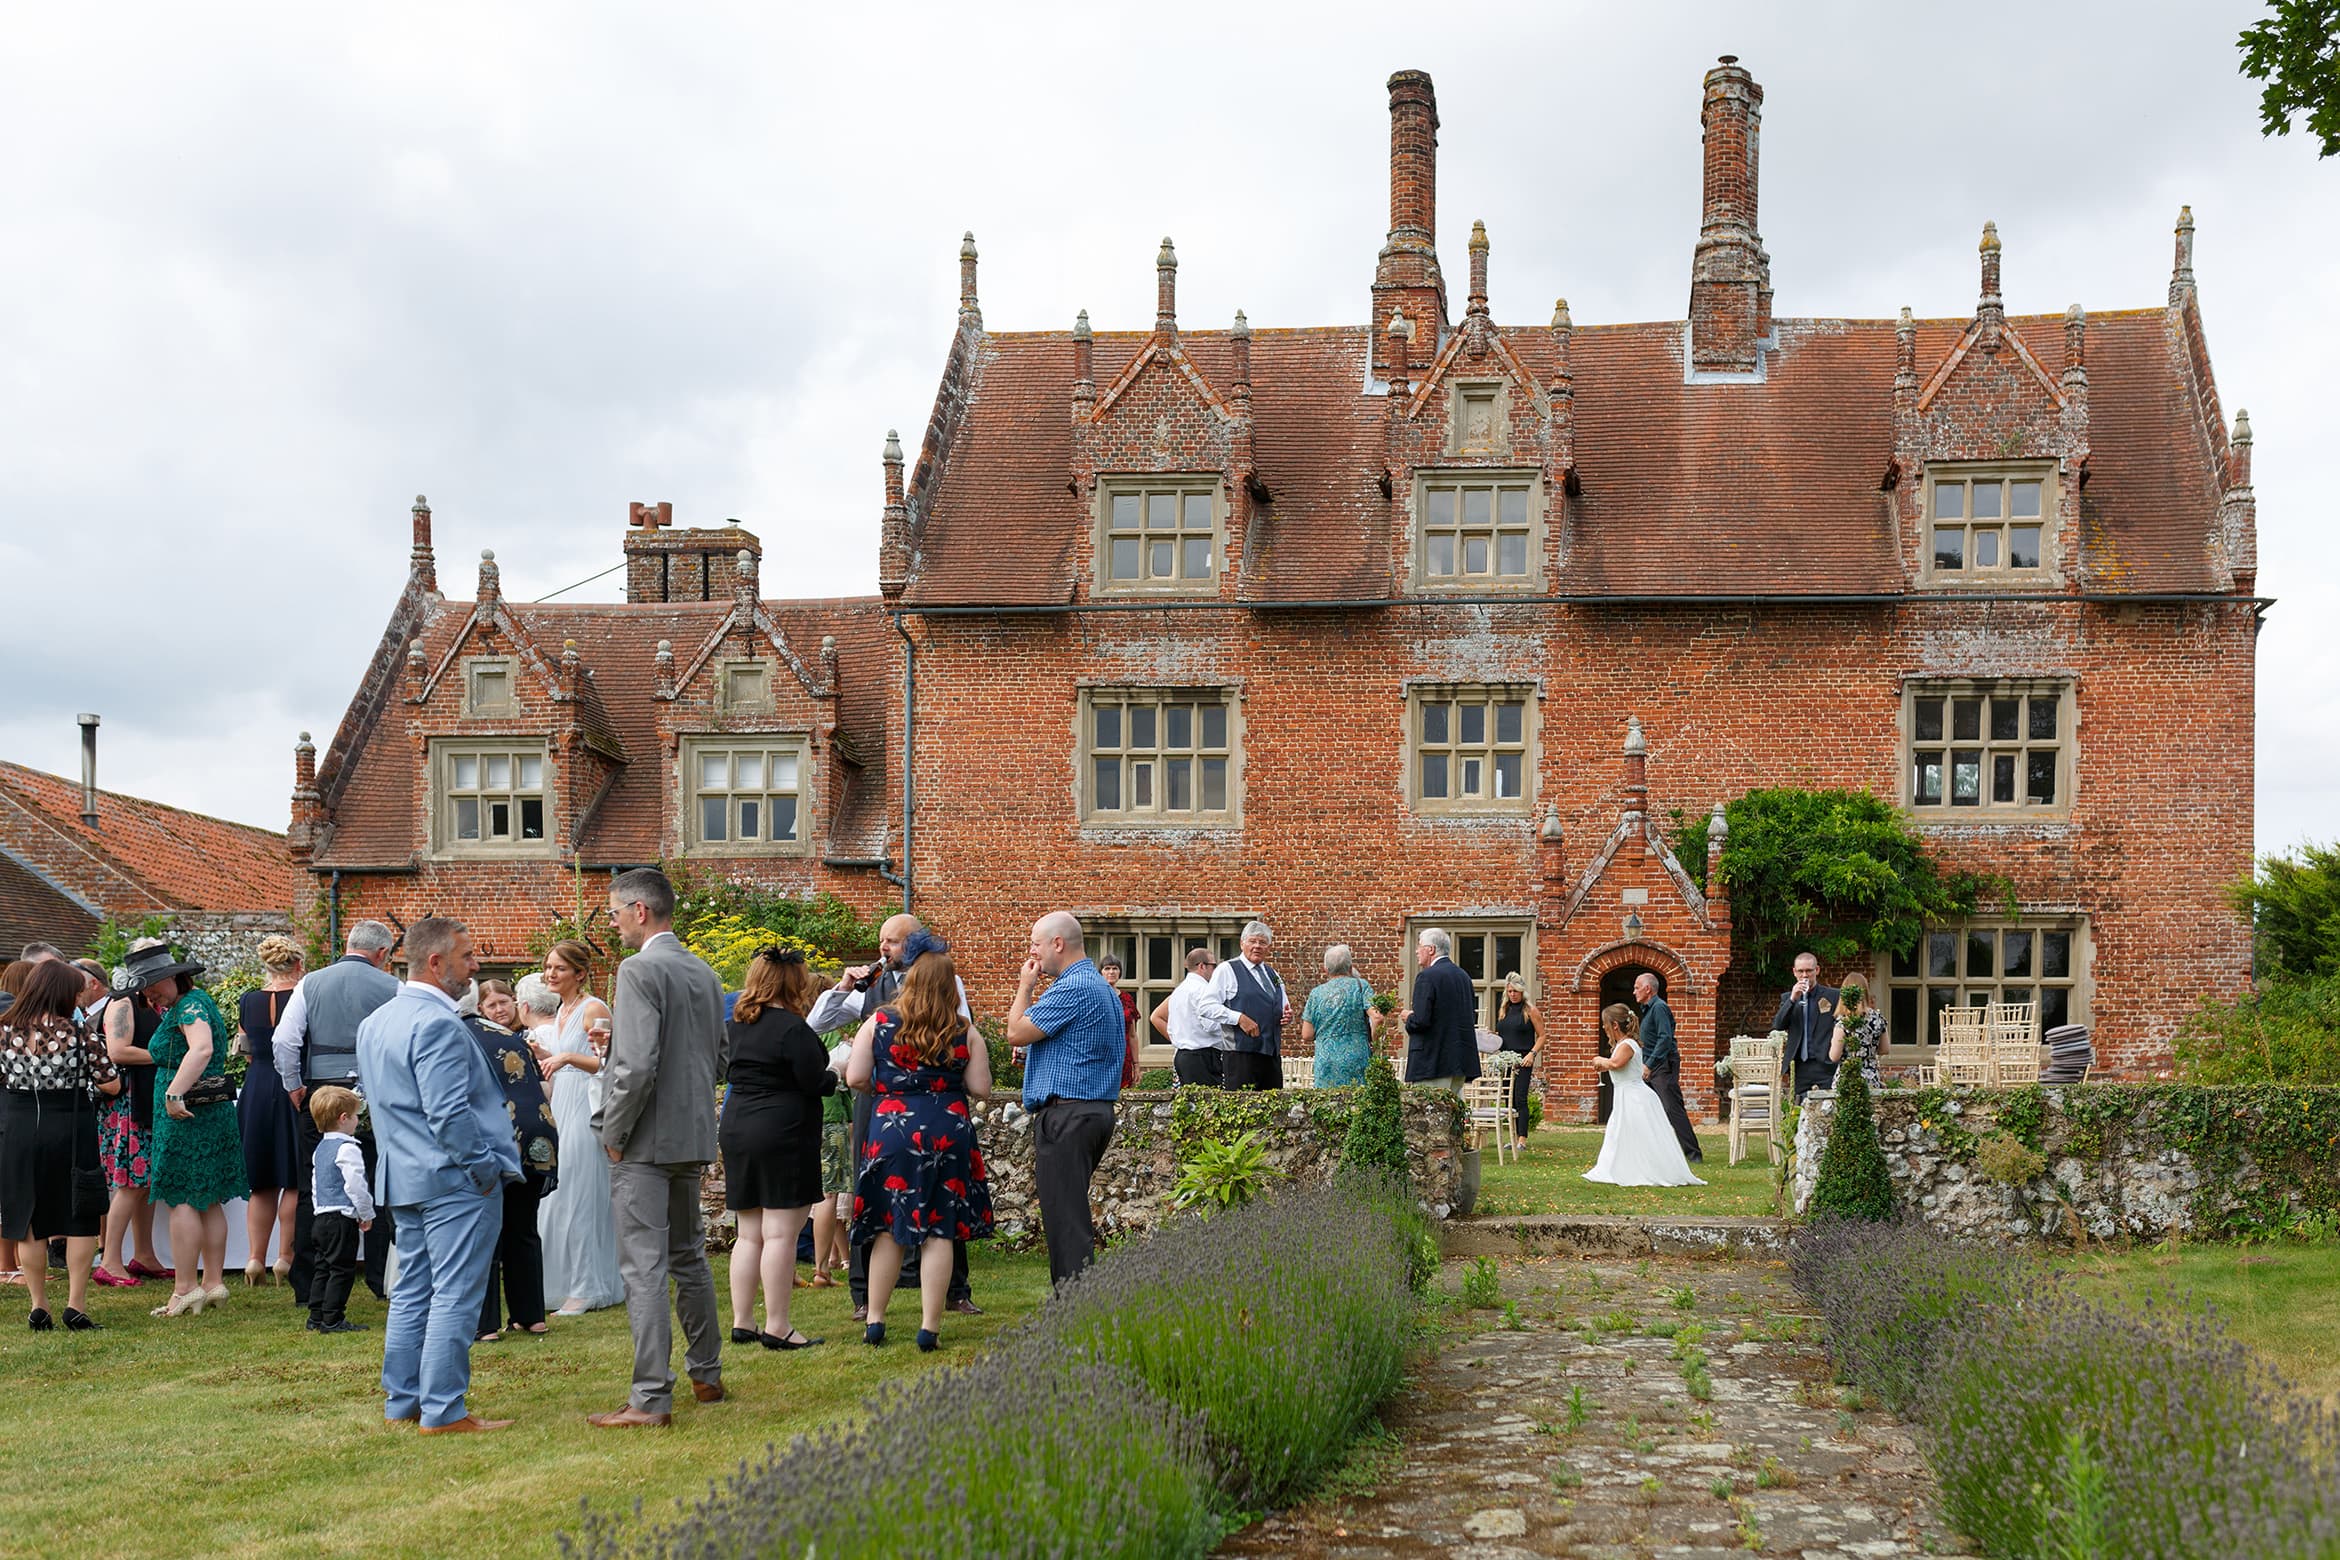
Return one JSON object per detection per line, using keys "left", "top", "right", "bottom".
{"left": 609, "top": 1160, "right": 721, "bottom": 1415}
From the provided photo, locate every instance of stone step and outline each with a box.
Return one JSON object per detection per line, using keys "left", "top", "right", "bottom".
{"left": 1444, "top": 1213, "right": 1791, "bottom": 1260}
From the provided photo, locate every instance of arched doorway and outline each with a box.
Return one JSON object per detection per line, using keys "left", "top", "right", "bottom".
{"left": 1593, "top": 962, "right": 1664, "bottom": 1124}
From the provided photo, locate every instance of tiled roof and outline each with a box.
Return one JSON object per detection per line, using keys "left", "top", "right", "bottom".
{"left": 0, "top": 850, "right": 100, "bottom": 957}
{"left": 313, "top": 595, "right": 896, "bottom": 869}
{"left": 903, "top": 308, "right": 2231, "bottom": 604}
{"left": 0, "top": 759, "right": 300, "bottom": 917}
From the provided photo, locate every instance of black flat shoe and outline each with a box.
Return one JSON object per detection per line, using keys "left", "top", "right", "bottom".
{"left": 63, "top": 1308, "right": 100, "bottom": 1332}
{"left": 916, "top": 1329, "right": 939, "bottom": 1353}
{"left": 730, "top": 1327, "right": 760, "bottom": 1345}
{"left": 760, "top": 1330, "right": 823, "bottom": 1350}
{"left": 863, "top": 1322, "right": 886, "bottom": 1347}
{"left": 28, "top": 1308, "right": 53, "bottom": 1332}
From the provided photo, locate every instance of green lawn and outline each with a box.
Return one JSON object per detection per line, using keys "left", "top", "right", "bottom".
{"left": 0, "top": 1247, "right": 1052, "bottom": 1558}
{"left": 2047, "top": 1243, "right": 2340, "bottom": 1407}
{"left": 1474, "top": 1125, "right": 1783, "bottom": 1218}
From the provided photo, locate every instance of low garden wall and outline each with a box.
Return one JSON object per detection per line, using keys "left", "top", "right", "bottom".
{"left": 1792, "top": 1082, "right": 2340, "bottom": 1242}
{"left": 704, "top": 1085, "right": 1471, "bottom": 1250}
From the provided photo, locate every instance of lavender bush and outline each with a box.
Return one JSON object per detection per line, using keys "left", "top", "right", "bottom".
{"left": 1786, "top": 1218, "right": 2017, "bottom": 1414}
{"left": 1037, "top": 1174, "right": 1419, "bottom": 1507}
{"left": 557, "top": 1337, "right": 1220, "bottom": 1560}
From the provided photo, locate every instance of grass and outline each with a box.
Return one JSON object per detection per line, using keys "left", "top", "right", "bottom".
{"left": 0, "top": 1247, "right": 1052, "bottom": 1558}
{"left": 2050, "top": 1242, "right": 2340, "bottom": 1406}
{"left": 1476, "top": 1125, "right": 1779, "bottom": 1217}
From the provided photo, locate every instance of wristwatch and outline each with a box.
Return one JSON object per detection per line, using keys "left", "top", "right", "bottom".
{"left": 166, "top": 1093, "right": 186, "bottom": 1105}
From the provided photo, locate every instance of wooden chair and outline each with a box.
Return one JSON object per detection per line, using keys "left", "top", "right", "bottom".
{"left": 1937, "top": 1006, "right": 1995, "bottom": 1086}
{"left": 1281, "top": 1055, "right": 1316, "bottom": 1090}
{"left": 1462, "top": 1075, "right": 1517, "bottom": 1165}
{"left": 1725, "top": 1034, "right": 1784, "bottom": 1166}
{"left": 1989, "top": 1001, "right": 2040, "bottom": 1085}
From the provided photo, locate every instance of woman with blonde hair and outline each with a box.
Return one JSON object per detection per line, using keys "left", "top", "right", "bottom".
{"left": 721, "top": 947, "right": 836, "bottom": 1350}
{"left": 847, "top": 941, "right": 993, "bottom": 1351}
{"left": 1493, "top": 973, "right": 1542, "bottom": 1146}
{"left": 234, "top": 934, "right": 306, "bottom": 1285}
{"left": 533, "top": 939, "right": 623, "bottom": 1315}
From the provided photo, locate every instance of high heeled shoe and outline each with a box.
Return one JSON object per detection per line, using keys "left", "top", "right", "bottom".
{"left": 272, "top": 1258, "right": 293, "bottom": 1285}
{"left": 244, "top": 1260, "right": 269, "bottom": 1287}
{"left": 63, "top": 1308, "right": 100, "bottom": 1332}
{"left": 151, "top": 1288, "right": 207, "bottom": 1318}
{"left": 203, "top": 1283, "right": 231, "bottom": 1308}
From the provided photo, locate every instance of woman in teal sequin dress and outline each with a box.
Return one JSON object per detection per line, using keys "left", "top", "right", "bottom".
{"left": 1300, "top": 945, "right": 1380, "bottom": 1087}
{"left": 144, "top": 961, "right": 248, "bottom": 1315}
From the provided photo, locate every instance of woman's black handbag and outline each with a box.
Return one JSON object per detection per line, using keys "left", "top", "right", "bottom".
{"left": 180, "top": 1075, "right": 235, "bottom": 1110}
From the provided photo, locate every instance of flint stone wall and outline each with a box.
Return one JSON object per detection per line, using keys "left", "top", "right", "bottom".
{"left": 1791, "top": 1086, "right": 2317, "bottom": 1242}
{"left": 703, "top": 1087, "right": 1469, "bottom": 1251}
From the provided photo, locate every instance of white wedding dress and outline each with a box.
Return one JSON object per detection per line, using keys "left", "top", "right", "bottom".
{"left": 1582, "top": 1038, "right": 1707, "bottom": 1187}
{"left": 535, "top": 1005, "right": 626, "bottom": 1311}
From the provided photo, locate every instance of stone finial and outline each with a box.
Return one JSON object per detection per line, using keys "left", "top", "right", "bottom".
{"left": 2063, "top": 303, "right": 2088, "bottom": 387}
{"left": 476, "top": 548, "right": 499, "bottom": 604}
{"left": 1230, "top": 309, "right": 1252, "bottom": 407}
{"left": 1156, "top": 236, "right": 1178, "bottom": 336}
{"left": 1466, "top": 219, "right": 1490, "bottom": 317}
{"left": 1894, "top": 305, "right": 1918, "bottom": 392}
{"left": 1707, "top": 797, "right": 1729, "bottom": 840}
{"left": 1623, "top": 715, "right": 1647, "bottom": 756}
{"left": 2231, "top": 408, "right": 2253, "bottom": 489}
{"left": 1071, "top": 310, "right": 1094, "bottom": 400}
{"left": 2171, "top": 205, "right": 2196, "bottom": 299}
{"left": 736, "top": 548, "right": 759, "bottom": 603}
{"left": 654, "top": 638, "right": 675, "bottom": 699}
{"left": 1551, "top": 297, "right": 1571, "bottom": 331}
{"left": 293, "top": 730, "right": 317, "bottom": 791}
{"left": 1978, "top": 222, "right": 2004, "bottom": 335}
{"left": 1540, "top": 803, "right": 1564, "bottom": 844}
{"left": 820, "top": 633, "right": 839, "bottom": 685}
{"left": 1073, "top": 308, "right": 1093, "bottom": 340}
{"left": 409, "top": 493, "right": 437, "bottom": 592}
{"left": 959, "top": 231, "right": 980, "bottom": 322}
{"left": 404, "top": 637, "right": 427, "bottom": 701}
{"left": 882, "top": 427, "right": 906, "bottom": 509}
{"left": 1386, "top": 309, "right": 1413, "bottom": 394}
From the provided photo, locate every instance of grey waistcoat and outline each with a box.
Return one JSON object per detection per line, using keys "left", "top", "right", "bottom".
{"left": 304, "top": 956, "right": 400, "bottom": 1082}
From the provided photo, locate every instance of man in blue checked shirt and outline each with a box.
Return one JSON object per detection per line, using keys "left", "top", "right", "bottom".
{"left": 1004, "top": 911, "right": 1126, "bottom": 1287}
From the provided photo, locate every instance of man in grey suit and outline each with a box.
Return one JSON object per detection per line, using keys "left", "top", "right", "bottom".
{"left": 588, "top": 868, "right": 727, "bottom": 1429}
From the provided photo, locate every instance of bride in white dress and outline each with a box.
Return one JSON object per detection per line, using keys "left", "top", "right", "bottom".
{"left": 531, "top": 943, "right": 626, "bottom": 1314}
{"left": 1583, "top": 1002, "right": 1706, "bottom": 1188}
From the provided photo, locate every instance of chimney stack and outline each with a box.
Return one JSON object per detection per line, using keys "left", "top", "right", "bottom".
{"left": 1687, "top": 55, "right": 1771, "bottom": 375}
{"left": 76, "top": 713, "right": 99, "bottom": 827}
{"left": 1371, "top": 70, "right": 1449, "bottom": 384}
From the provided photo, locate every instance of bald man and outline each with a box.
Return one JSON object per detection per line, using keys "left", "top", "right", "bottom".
{"left": 1005, "top": 911, "right": 1127, "bottom": 1286}
{"left": 806, "top": 914, "right": 980, "bottom": 1319}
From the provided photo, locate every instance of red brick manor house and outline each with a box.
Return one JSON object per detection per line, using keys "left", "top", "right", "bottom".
{"left": 298, "top": 58, "right": 2259, "bottom": 1119}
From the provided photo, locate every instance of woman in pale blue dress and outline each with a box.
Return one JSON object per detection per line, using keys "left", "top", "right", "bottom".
{"left": 1300, "top": 945, "right": 1380, "bottom": 1087}
{"left": 529, "top": 943, "right": 624, "bottom": 1315}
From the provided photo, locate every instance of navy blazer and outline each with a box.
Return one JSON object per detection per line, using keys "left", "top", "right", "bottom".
{"left": 1637, "top": 994, "right": 1679, "bottom": 1072}
{"left": 1772, "top": 984, "right": 1843, "bottom": 1064}
{"left": 1402, "top": 958, "right": 1483, "bottom": 1084}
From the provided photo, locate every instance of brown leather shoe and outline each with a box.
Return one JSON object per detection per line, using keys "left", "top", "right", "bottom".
{"left": 418, "top": 1414, "right": 514, "bottom": 1435}
{"left": 947, "top": 1298, "right": 985, "bottom": 1316}
{"left": 588, "top": 1405, "right": 673, "bottom": 1428}
{"left": 690, "top": 1378, "right": 725, "bottom": 1404}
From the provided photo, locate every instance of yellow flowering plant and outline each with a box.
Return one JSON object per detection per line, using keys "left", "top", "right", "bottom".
{"left": 681, "top": 913, "right": 841, "bottom": 989}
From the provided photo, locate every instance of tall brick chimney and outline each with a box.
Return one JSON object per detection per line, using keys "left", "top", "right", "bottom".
{"left": 1372, "top": 69, "right": 1448, "bottom": 384}
{"left": 1687, "top": 56, "right": 1772, "bottom": 376}
{"left": 621, "top": 502, "right": 762, "bottom": 604}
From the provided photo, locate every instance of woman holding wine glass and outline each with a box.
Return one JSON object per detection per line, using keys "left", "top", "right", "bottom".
{"left": 532, "top": 940, "right": 624, "bottom": 1315}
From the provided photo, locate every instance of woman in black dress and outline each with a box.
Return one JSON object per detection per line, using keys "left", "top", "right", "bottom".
{"left": 721, "top": 947, "right": 836, "bottom": 1350}
{"left": 234, "top": 935, "right": 306, "bottom": 1285}
{"left": 1, "top": 960, "right": 122, "bottom": 1330}
{"left": 1494, "top": 973, "right": 1542, "bottom": 1146}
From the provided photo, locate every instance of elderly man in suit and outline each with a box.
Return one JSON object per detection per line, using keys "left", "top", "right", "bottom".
{"left": 590, "top": 868, "right": 728, "bottom": 1429}
{"left": 1773, "top": 950, "right": 1843, "bottom": 1103}
{"left": 1397, "top": 928, "right": 1482, "bottom": 1090}
{"left": 357, "top": 916, "right": 521, "bottom": 1434}
{"left": 1634, "top": 972, "right": 1703, "bottom": 1162}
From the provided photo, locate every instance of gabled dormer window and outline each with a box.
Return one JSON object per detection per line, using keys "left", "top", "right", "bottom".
{"left": 1097, "top": 478, "right": 1219, "bottom": 595}
{"left": 1926, "top": 464, "right": 2055, "bottom": 582}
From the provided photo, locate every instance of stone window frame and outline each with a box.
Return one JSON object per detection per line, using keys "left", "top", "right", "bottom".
{"left": 462, "top": 657, "right": 519, "bottom": 718}
{"left": 1410, "top": 468, "right": 1545, "bottom": 592}
{"left": 1447, "top": 379, "right": 1510, "bottom": 457}
{"left": 1077, "top": 685, "right": 1244, "bottom": 829}
{"left": 1086, "top": 916, "right": 1256, "bottom": 1070}
{"left": 429, "top": 738, "right": 554, "bottom": 858}
{"left": 715, "top": 657, "right": 776, "bottom": 716}
{"left": 1403, "top": 916, "right": 1536, "bottom": 1031}
{"left": 1901, "top": 676, "right": 2073, "bottom": 821}
{"left": 1874, "top": 915, "right": 2090, "bottom": 1055}
{"left": 1922, "top": 461, "right": 2060, "bottom": 585}
{"left": 678, "top": 733, "right": 814, "bottom": 857}
{"left": 1093, "top": 475, "right": 1224, "bottom": 597}
{"left": 1406, "top": 681, "right": 1538, "bottom": 817}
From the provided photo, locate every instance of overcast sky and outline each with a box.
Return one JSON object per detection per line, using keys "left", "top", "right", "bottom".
{"left": 3, "top": 1, "right": 2329, "bottom": 858}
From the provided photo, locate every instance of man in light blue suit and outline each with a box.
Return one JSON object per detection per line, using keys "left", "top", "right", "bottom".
{"left": 357, "top": 916, "right": 522, "bottom": 1434}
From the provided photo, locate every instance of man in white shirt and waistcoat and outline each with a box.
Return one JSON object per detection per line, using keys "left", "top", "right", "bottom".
{"left": 1195, "top": 921, "right": 1293, "bottom": 1091}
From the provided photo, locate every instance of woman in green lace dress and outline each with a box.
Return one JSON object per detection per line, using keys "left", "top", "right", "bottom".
{"left": 1299, "top": 945, "right": 1381, "bottom": 1087}
{"left": 138, "top": 949, "right": 249, "bottom": 1316}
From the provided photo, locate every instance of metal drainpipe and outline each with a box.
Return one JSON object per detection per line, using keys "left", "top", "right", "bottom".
{"left": 893, "top": 613, "right": 916, "bottom": 913}
{"left": 328, "top": 869, "right": 343, "bottom": 951}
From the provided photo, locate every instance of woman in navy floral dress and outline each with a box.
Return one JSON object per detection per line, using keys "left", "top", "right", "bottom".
{"left": 848, "top": 947, "right": 993, "bottom": 1352}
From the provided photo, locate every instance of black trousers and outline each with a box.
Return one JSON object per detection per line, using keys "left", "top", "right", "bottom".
{"left": 1507, "top": 1061, "right": 1534, "bottom": 1138}
{"left": 477, "top": 1177, "right": 547, "bottom": 1334}
{"left": 1792, "top": 1058, "right": 1840, "bottom": 1103}
{"left": 291, "top": 1094, "right": 389, "bottom": 1305}
{"left": 1643, "top": 1057, "right": 1703, "bottom": 1161}
{"left": 1220, "top": 1052, "right": 1281, "bottom": 1091}
{"left": 1032, "top": 1098, "right": 1116, "bottom": 1288}
{"left": 1172, "top": 1049, "right": 1225, "bottom": 1088}
{"left": 845, "top": 1089, "right": 971, "bottom": 1310}
{"left": 308, "top": 1210, "right": 361, "bottom": 1327}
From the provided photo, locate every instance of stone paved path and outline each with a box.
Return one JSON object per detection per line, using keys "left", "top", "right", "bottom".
{"left": 1221, "top": 1255, "right": 1977, "bottom": 1559}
